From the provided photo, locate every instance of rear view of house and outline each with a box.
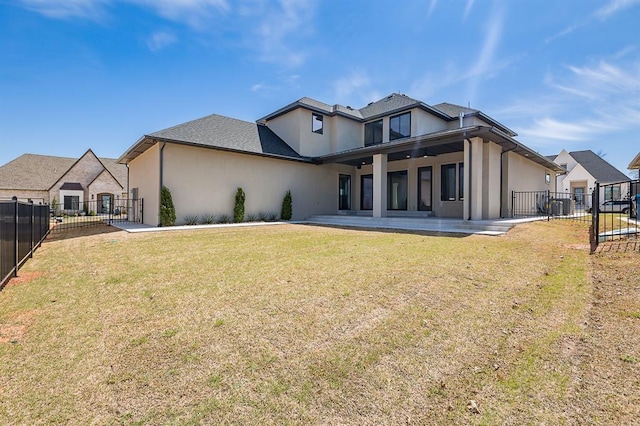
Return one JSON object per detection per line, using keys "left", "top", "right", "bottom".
{"left": 119, "top": 93, "right": 562, "bottom": 226}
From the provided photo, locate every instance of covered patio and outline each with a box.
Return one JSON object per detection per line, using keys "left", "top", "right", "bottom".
{"left": 317, "top": 126, "right": 563, "bottom": 221}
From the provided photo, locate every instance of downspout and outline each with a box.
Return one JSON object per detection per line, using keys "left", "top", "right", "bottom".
{"left": 500, "top": 141, "right": 518, "bottom": 218}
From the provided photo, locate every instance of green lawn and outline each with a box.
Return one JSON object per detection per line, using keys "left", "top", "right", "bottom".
{"left": 0, "top": 221, "right": 613, "bottom": 424}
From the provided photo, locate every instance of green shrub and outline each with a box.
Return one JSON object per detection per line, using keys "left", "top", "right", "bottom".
{"left": 160, "top": 186, "right": 176, "bottom": 227}
{"left": 281, "top": 190, "right": 292, "bottom": 220}
{"left": 246, "top": 213, "right": 258, "bottom": 222}
{"left": 217, "top": 214, "right": 232, "bottom": 224}
{"left": 234, "top": 188, "right": 245, "bottom": 223}
{"left": 184, "top": 215, "right": 199, "bottom": 225}
{"left": 201, "top": 214, "right": 216, "bottom": 224}
{"left": 258, "top": 211, "right": 268, "bottom": 222}
{"left": 88, "top": 210, "right": 96, "bottom": 216}
{"left": 267, "top": 212, "right": 278, "bottom": 222}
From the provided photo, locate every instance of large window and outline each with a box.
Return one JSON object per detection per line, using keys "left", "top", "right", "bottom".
{"left": 389, "top": 112, "right": 411, "bottom": 140}
{"left": 441, "top": 163, "right": 464, "bottom": 201}
{"left": 604, "top": 184, "right": 621, "bottom": 200}
{"left": 388, "top": 171, "right": 408, "bottom": 210}
{"left": 361, "top": 174, "right": 373, "bottom": 210}
{"left": 63, "top": 195, "right": 80, "bottom": 210}
{"left": 418, "top": 166, "right": 432, "bottom": 211}
{"left": 339, "top": 174, "right": 351, "bottom": 210}
{"left": 312, "top": 113, "right": 323, "bottom": 134}
{"left": 364, "top": 119, "right": 383, "bottom": 146}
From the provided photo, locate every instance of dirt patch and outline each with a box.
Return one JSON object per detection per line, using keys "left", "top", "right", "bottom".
{"left": 4, "top": 271, "right": 45, "bottom": 289}
{"left": 0, "top": 310, "right": 40, "bottom": 344}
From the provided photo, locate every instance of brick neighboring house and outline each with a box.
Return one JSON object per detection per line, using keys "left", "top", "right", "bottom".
{"left": 0, "top": 149, "right": 127, "bottom": 213}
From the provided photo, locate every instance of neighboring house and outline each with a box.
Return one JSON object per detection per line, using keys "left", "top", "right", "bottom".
{"left": 629, "top": 152, "right": 640, "bottom": 172}
{"left": 0, "top": 149, "right": 127, "bottom": 213}
{"left": 118, "top": 93, "right": 562, "bottom": 226}
{"left": 548, "top": 149, "right": 630, "bottom": 208}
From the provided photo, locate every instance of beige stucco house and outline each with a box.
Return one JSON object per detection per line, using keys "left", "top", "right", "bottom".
{"left": 119, "top": 93, "right": 562, "bottom": 226}
{"left": 0, "top": 149, "right": 127, "bottom": 213}
{"left": 548, "top": 149, "right": 630, "bottom": 208}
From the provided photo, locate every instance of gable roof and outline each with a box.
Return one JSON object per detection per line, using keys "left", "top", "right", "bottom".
{"left": 0, "top": 152, "right": 127, "bottom": 191}
{"left": 567, "top": 150, "right": 629, "bottom": 183}
{"left": 257, "top": 93, "right": 516, "bottom": 137}
{"left": 629, "top": 152, "right": 640, "bottom": 170}
{"left": 119, "top": 114, "right": 308, "bottom": 164}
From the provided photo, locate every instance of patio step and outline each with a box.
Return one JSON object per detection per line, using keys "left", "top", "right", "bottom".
{"left": 304, "top": 215, "right": 516, "bottom": 235}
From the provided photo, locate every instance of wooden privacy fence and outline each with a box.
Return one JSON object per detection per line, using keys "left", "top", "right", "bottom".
{"left": 0, "top": 198, "right": 50, "bottom": 290}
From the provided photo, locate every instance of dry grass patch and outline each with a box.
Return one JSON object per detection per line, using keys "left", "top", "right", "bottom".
{"left": 0, "top": 221, "right": 593, "bottom": 424}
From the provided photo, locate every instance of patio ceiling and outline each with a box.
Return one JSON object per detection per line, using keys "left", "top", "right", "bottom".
{"left": 316, "top": 126, "right": 564, "bottom": 172}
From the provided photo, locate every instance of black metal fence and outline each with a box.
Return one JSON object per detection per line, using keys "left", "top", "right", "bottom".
{"left": 511, "top": 190, "right": 591, "bottom": 222}
{"left": 591, "top": 180, "right": 639, "bottom": 249}
{"left": 1, "top": 198, "right": 50, "bottom": 290}
{"left": 49, "top": 198, "right": 143, "bottom": 233}
{"left": 513, "top": 179, "right": 639, "bottom": 252}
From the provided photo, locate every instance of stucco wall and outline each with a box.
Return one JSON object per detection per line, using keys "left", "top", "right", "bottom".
{"left": 413, "top": 108, "right": 447, "bottom": 136}
{"left": 331, "top": 116, "right": 363, "bottom": 153}
{"left": 482, "top": 141, "right": 502, "bottom": 219}
{"left": 161, "top": 144, "right": 351, "bottom": 224}
{"left": 128, "top": 143, "right": 160, "bottom": 226}
{"left": 502, "top": 151, "right": 556, "bottom": 217}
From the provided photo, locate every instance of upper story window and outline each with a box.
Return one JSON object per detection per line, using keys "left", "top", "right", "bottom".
{"left": 389, "top": 112, "right": 411, "bottom": 140}
{"left": 560, "top": 163, "right": 567, "bottom": 170}
{"left": 364, "top": 119, "right": 383, "bottom": 146}
{"left": 312, "top": 113, "right": 323, "bottom": 134}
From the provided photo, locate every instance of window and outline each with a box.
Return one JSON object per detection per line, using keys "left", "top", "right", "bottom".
{"left": 312, "top": 113, "right": 323, "bottom": 134}
{"left": 361, "top": 174, "right": 373, "bottom": 210}
{"left": 339, "top": 174, "right": 351, "bottom": 210}
{"left": 63, "top": 195, "right": 79, "bottom": 210}
{"left": 387, "top": 171, "right": 408, "bottom": 210}
{"left": 364, "top": 119, "right": 383, "bottom": 146}
{"left": 441, "top": 163, "right": 464, "bottom": 202}
{"left": 560, "top": 163, "right": 568, "bottom": 170}
{"left": 545, "top": 172, "right": 551, "bottom": 184}
{"left": 604, "top": 185, "right": 621, "bottom": 200}
{"left": 389, "top": 112, "right": 411, "bottom": 140}
{"left": 418, "top": 167, "right": 432, "bottom": 211}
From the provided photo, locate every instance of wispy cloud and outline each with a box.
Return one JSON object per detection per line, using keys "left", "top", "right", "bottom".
{"left": 146, "top": 31, "right": 177, "bottom": 52}
{"left": 251, "top": 0, "right": 316, "bottom": 67}
{"left": 427, "top": 0, "right": 437, "bottom": 18}
{"left": 595, "top": 0, "right": 640, "bottom": 20}
{"left": 462, "top": 0, "right": 475, "bottom": 22}
{"left": 19, "top": 0, "right": 109, "bottom": 21}
{"left": 547, "top": 0, "right": 640, "bottom": 42}
{"left": 511, "top": 59, "right": 640, "bottom": 144}
{"left": 130, "top": 0, "right": 230, "bottom": 30}
{"left": 332, "top": 70, "right": 381, "bottom": 106}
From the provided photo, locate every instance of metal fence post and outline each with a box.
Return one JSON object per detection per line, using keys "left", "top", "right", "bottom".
{"left": 29, "top": 199, "right": 34, "bottom": 259}
{"left": 12, "top": 196, "right": 18, "bottom": 278}
{"left": 547, "top": 190, "right": 550, "bottom": 221}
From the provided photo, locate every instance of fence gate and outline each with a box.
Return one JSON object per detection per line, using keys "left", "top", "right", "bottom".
{"left": 49, "top": 198, "right": 143, "bottom": 233}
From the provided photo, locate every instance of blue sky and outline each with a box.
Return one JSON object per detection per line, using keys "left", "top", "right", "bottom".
{"left": 1, "top": 0, "right": 639, "bottom": 176}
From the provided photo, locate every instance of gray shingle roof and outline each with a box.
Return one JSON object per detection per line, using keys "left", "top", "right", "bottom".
{"left": 359, "top": 93, "right": 422, "bottom": 119}
{"left": 148, "top": 114, "right": 305, "bottom": 160}
{"left": 432, "top": 102, "right": 478, "bottom": 117}
{"left": 0, "top": 153, "right": 127, "bottom": 191}
{"left": 569, "top": 150, "right": 629, "bottom": 183}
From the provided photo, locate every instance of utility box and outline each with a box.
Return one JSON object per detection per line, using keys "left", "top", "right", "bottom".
{"left": 561, "top": 198, "right": 574, "bottom": 215}
{"left": 551, "top": 200, "right": 563, "bottom": 216}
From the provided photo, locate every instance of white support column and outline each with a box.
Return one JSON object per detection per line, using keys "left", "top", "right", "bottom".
{"left": 470, "top": 137, "right": 484, "bottom": 220}
{"left": 373, "top": 153, "right": 388, "bottom": 218}
{"left": 463, "top": 140, "right": 470, "bottom": 220}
